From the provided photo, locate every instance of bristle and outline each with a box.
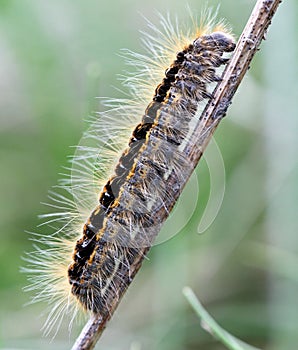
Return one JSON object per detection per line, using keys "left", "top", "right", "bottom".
{"left": 24, "top": 9, "right": 236, "bottom": 336}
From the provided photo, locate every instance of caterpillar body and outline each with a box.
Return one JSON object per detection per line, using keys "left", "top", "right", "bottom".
{"left": 24, "top": 11, "right": 236, "bottom": 335}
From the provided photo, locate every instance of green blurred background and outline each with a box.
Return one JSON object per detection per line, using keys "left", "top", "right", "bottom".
{"left": 1, "top": 0, "right": 297, "bottom": 349}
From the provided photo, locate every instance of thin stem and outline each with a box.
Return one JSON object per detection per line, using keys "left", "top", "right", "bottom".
{"left": 71, "top": 1, "right": 282, "bottom": 349}
{"left": 183, "top": 287, "right": 261, "bottom": 350}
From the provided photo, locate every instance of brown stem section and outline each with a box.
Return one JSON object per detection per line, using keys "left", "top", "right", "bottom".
{"left": 71, "top": 1, "right": 282, "bottom": 349}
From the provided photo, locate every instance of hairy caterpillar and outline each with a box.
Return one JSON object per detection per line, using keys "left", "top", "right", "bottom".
{"left": 24, "top": 10, "right": 235, "bottom": 335}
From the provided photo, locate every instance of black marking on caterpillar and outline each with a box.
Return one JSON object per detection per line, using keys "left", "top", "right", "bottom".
{"left": 68, "top": 31, "right": 236, "bottom": 314}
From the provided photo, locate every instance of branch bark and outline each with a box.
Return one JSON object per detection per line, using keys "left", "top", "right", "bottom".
{"left": 71, "top": 1, "right": 282, "bottom": 349}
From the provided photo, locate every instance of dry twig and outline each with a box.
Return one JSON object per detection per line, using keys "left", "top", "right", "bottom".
{"left": 71, "top": 1, "right": 282, "bottom": 349}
